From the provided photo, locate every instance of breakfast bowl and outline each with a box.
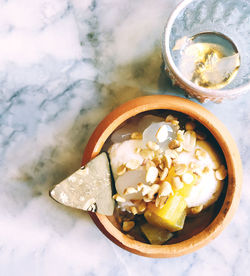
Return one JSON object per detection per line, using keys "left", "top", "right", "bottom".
{"left": 82, "top": 95, "right": 242, "bottom": 258}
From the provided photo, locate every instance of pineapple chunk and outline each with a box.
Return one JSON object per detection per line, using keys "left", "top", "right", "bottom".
{"left": 144, "top": 195, "right": 187, "bottom": 232}
{"left": 141, "top": 223, "right": 173, "bottom": 245}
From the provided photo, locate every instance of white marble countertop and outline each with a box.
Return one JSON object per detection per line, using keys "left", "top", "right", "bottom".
{"left": 0, "top": 0, "right": 249, "bottom": 275}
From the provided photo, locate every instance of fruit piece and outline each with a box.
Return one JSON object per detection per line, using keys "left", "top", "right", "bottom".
{"left": 143, "top": 122, "right": 176, "bottom": 149}
{"left": 108, "top": 140, "right": 144, "bottom": 180}
{"left": 50, "top": 152, "right": 114, "bottom": 216}
{"left": 141, "top": 223, "right": 173, "bottom": 245}
{"left": 144, "top": 195, "right": 187, "bottom": 232}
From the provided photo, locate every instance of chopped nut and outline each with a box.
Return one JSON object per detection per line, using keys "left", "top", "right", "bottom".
{"left": 113, "top": 194, "right": 126, "bottom": 202}
{"left": 123, "top": 187, "right": 138, "bottom": 195}
{"left": 158, "top": 181, "right": 173, "bottom": 197}
{"left": 129, "top": 206, "right": 138, "bottom": 215}
{"left": 195, "top": 148, "right": 207, "bottom": 160}
{"left": 164, "top": 154, "right": 173, "bottom": 169}
{"left": 156, "top": 125, "right": 169, "bottom": 143}
{"left": 215, "top": 165, "right": 227, "bottom": 180}
{"left": 160, "top": 168, "right": 169, "bottom": 181}
{"left": 177, "top": 130, "right": 185, "bottom": 142}
{"left": 175, "top": 163, "right": 187, "bottom": 175}
{"left": 168, "top": 139, "right": 180, "bottom": 150}
{"left": 165, "top": 114, "right": 177, "bottom": 122}
{"left": 137, "top": 182, "right": 144, "bottom": 191}
{"left": 148, "top": 184, "right": 160, "bottom": 197}
{"left": 203, "top": 166, "right": 210, "bottom": 174}
{"left": 183, "top": 131, "right": 197, "bottom": 152}
{"left": 165, "top": 149, "right": 178, "bottom": 160}
{"left": 159, "top": 163, "right": 165, "bottom": 170}
{"left": 122, "top": 221, "right": 135, "bottom": 232}
{"left": 126, "top": 159, "right": 140, "bottom": 170}
{"left": 146, "top": 166, "right": 159, "bottom": 183}
{"left": 135, "top": 147, "right": 141, "bottom": 154}
{"left": 143, "top": 195, "right": 154, "bottom": 203}
{"left": 131, "top": 132, "right": 143, "bottom": 140}
{"left": 117, "top": 164, "right": 127, "bottom": 176}
{"left": 189, "top": 205, "right": 203, "bottom": 215}
{"left": 140, "top": 149, "right": 155, "bottom": 160}
{"left": 155, "top": 195, "right": 168, "bottom": 208}
{"left": 172, "top": 176, "right": 184, "bottom": 190}
{"left": 146, "top": 160, "right": 156, "bottom": 170}
{"left": 147, "top": 141, "right": 160, "bottom": 151}
{"left": 175, "top": 144, "right": 183, "bottom": 153}
{"left": 171, "top": 120, "right": 179, "bottom": 126}
{"left": 141, "top": 184, "right": 152, "bottom": 196}
{"left": 182, "top": 173, "right": 194, "bottom": 184}
{"left": 137, "top": 201, "right": 147, "bottom": 213}
{"left": 185, "top": 121, "right": 196, "bottom": 131}
{"left": 152, "top": 155, "right": 163, "bottom": 167}
{"left": 196, "top": 131, "right": 207, "bottom": 140}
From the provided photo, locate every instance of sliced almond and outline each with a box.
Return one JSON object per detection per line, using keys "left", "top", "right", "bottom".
{"left": 146, "top": 166, "right": 159, "bottom": 183}
{"left": 122, "top": 221, "right": 135, "bottom": 232}
{"left": 126, "top": 159, "right": 140, "bottom": 170}
{"left": 183, "top": 130, "right": 196, "bottom": 152}
{"left": 158, "top": 181, "right": 173, "bottom": 197}
{"left": 113, "top": 194, "right": 126, "bottom": 202}
{"left": 182, "top": 173, "right": 194, "bottom": 184}
{"left": 131, "top": 132, "right": 143, "bottom": 140}
{"left": 175, "top": 163, "right": 187, "bottom": 175}
{"left": 215, "top": 165, "right": 227, "bottom": 180}
{"left": 185, "top": 121, "right": 196, "bottom": 131}
{"left": 172, "top": 176, "right": 184, "bottom": 190}
{"left": 168, "top": 139, "right": 180, "bottom": 150}
{"left": 156, "top": 125, "right": 169, "bottom": 143}
{"left": 160, "top": 168, "right": 169, "bottom": 181}
{"left": 123, "top": 187, "right": 138, "bottom": 195}
{"left": 117, "top": 164, "right": 127, "bottom": 176}
{"left": 146, "top": 141, "right": 160, "bottom": 151}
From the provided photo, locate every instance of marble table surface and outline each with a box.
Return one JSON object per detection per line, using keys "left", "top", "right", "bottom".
{"left": 0, "top": 0, "right": 249, "bottom": 275}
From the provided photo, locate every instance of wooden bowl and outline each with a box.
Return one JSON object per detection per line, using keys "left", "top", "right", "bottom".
{"left": 82, "top": 95, "right": 242, "bottom": 258}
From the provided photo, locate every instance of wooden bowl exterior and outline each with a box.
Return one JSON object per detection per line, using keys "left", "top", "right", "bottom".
{"left": 82, "top": 95, "right": 242, "bottom": 258}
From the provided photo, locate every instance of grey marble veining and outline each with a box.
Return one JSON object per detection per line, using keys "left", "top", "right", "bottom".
{"left": 0, "top": 0, "right": 249, "bottom": 275}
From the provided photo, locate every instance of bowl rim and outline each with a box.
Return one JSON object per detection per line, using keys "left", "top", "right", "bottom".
{"left": 162, "top": 0, "right": 250, "bottom": 98}
{"left": 82, "top": 95, "right": 242, "bottom": 258}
